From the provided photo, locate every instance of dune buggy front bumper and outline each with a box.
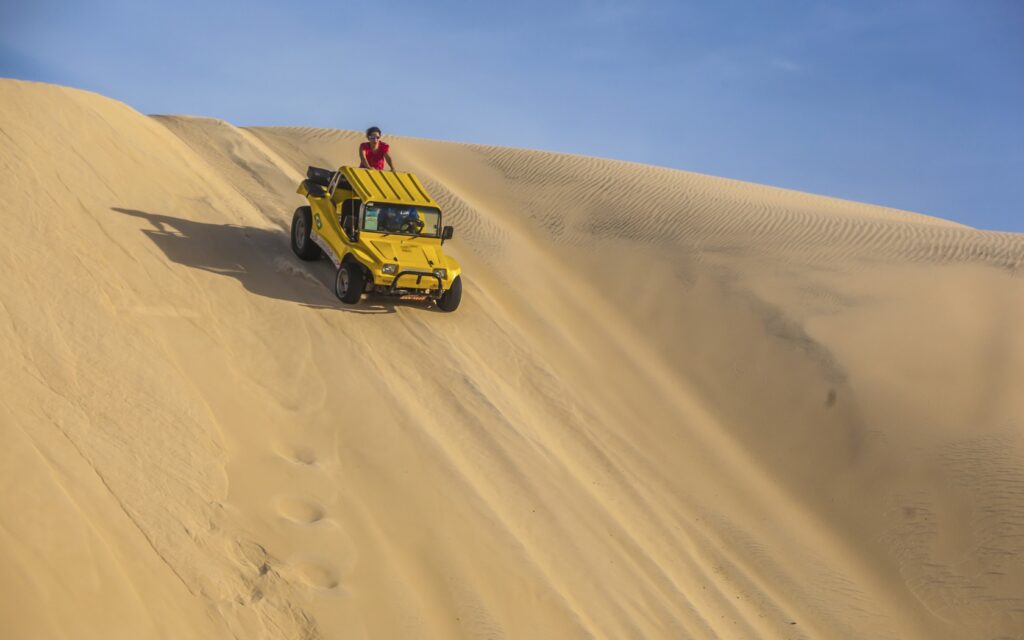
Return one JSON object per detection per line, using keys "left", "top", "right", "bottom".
{"left": 380, "top": 270, "right": 446, "bottom": 299}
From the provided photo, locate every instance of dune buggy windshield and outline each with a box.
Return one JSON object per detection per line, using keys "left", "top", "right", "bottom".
{"left": 362, "top": 203, "right": 442, "bottom": 237}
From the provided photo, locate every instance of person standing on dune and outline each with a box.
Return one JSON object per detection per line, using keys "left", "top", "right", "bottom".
{"left": 359, "top": 126, "right": 395, "bottom": 171}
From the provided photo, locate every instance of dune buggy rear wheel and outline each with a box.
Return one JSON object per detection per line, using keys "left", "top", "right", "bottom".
{"left": 291, "top": 206, "right": 321, "bottom": 260}
{"left": 335, "top": 262, "right": 365, "bottom": 304}
{"left": 436, "top": 275, "right": 462, "bottom": 312}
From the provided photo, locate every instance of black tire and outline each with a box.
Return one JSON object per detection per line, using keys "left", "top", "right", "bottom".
{"left": 335, "top": 261, "right": 365, "bottom": 304}
{"left": 291, "top": 206, "right": 322, "bottom": 260}
{"left": 436, "top": 275, "right": 462, "bottom": 312}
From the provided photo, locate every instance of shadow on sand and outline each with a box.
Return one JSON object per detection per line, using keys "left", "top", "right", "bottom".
{"left": 112, "top": 208, "right": 440, "bottom": 314}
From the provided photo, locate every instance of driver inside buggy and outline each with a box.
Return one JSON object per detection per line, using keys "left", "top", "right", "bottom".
{"left": 380, "top": 207, "right": 424, "bottom": 234}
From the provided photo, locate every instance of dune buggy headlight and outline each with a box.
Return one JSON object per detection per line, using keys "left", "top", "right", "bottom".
{"left": 432, "top": 268, "right": 447, "bottom": 280}
{"left": 382, "top": 263, "right": 398, "bottom": 275}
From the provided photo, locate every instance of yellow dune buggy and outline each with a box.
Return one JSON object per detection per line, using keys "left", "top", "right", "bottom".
{"left": 291, "top": 166, "right": 462, "bottom": 311}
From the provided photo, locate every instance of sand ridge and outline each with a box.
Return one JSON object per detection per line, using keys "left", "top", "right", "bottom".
{"left": 1, "top": 79, "right": 1023, "bottom": 639}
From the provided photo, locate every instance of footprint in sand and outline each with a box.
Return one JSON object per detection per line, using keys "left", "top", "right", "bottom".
{"left": 274, "top": 443, "right": 319, "bottom": 466}
{"left": 276, "top": 497, "right": 327, "bottom": 525}
{"left": 292, "top": 559, "right": 341, "bottom": 590}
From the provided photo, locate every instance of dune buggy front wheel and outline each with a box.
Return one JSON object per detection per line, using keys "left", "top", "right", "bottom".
{"left": 436, "top": 275, "right": 462, "bottom": 312}
{"left": 335, "top": 262, "right": 365, "bottom": 304}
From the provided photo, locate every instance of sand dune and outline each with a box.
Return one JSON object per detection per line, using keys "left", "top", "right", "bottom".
{"left": 1, "top": 79, "right": 1023, "bottom": 639}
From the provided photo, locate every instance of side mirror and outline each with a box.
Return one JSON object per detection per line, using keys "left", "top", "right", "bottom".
{"left": 442, "top": 226, "right": 454, "bottom": 241}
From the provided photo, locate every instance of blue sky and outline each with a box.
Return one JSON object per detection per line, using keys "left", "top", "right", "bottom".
{"left": 2, "top": 0, "right": 1021, "bottom": 231}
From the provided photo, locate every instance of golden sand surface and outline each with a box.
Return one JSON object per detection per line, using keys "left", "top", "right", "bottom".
{"left": 1, "top": 79, "right": 1023, "bottom": 639}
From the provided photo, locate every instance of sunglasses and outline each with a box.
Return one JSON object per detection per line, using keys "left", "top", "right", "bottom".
{"left": 368, "top": 135, "right": 381, "bottom": 140}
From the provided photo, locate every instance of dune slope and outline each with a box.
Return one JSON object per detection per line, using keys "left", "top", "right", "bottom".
{"left": 2, "top": 79, "right": 1023, "bottom": 639}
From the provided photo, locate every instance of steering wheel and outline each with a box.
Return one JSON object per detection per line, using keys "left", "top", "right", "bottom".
{"left": 400, "top": 218, "right": 424, "bottom": 234}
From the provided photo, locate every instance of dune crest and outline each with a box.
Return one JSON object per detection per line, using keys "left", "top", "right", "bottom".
{"left": 1, "top": 79, "right": 1023, "bottom": 639}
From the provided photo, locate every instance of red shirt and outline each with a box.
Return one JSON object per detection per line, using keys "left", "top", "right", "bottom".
{"left": 359, "top": 141, "right": 390, "bottom": 170}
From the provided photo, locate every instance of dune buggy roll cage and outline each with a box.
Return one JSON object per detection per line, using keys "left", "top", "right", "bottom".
{"left": 326, "top": 169, "right": 348, "bottom": 197}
